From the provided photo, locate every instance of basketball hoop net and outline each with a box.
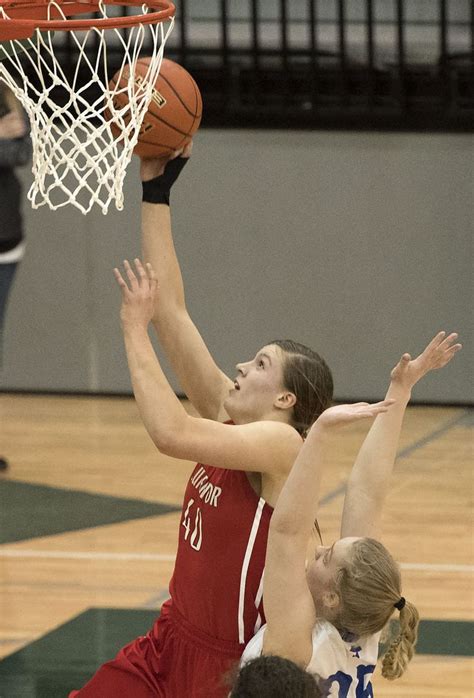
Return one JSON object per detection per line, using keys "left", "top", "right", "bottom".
{"left": 0, "top": 0, "right": 175, "bottom": 214}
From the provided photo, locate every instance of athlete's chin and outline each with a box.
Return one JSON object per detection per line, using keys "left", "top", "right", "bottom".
{"left": 223, "top": 396, "right": 246, "bottom": 424}
{"left": 223, "top": 395, "right": 237, "bottom": 416}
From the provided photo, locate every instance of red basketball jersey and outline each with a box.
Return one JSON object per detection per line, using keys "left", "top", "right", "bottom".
{"left": 69, "top": 437, "right": 276, "bottom": 697}
{"left": 169, "top": 460, "right": 273, "bottom": 647}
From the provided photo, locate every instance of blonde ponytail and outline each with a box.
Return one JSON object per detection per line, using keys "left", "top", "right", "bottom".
{"left": 332, "top": 538, "right": 419, "bottom": 680}
{"left": 381, "top": 600, "right": 419, "bottom": 680}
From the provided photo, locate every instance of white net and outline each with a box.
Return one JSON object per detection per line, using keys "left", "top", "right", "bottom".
{"left": 0, "top": 2, "right": 174, "bottom": 214}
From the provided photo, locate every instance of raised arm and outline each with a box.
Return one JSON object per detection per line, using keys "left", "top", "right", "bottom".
{"left": 113, "top": 259, "right": 301, "bottom": 475}
{"left": 341, "top": 331, "right": 462, "bottom": 540}
{"left": 262, "top": 401, "right": 392, "bottom": 665}
{"left": 140, "top": 148, "right": 233, "bottom": 421}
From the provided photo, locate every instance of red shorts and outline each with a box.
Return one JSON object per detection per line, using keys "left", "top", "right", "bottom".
{"left": 69, "top": 600, "right": 243, "bottom": 698}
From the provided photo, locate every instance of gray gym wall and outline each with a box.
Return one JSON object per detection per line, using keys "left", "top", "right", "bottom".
{"left": 1, "top": 129, "right": 473, "bottom": 403}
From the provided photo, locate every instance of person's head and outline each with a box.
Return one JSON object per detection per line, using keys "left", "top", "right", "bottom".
{"left": 228, "top": 655, "right": 322, "bottom": 697}
{"left": 306, "top": 536, "right": 419, "bottom": 680}
{"left": 224, "top": 340, "right": 333, "bottom": 435}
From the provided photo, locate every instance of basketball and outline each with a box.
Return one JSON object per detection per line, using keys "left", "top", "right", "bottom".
{"left": 108, "top": 57, "right": 202, "bottom": 158}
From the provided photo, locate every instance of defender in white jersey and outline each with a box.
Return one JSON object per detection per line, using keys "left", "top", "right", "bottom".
{"left": 242, "top": 618, "right": 380, "bottom": 697}
{"left": 238, "top": 332, "right": 461, "bottom": 698}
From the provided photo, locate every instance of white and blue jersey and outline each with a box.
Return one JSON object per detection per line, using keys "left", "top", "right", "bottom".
{"left": 241, "top": 620, "right": 381, "bottom": 697}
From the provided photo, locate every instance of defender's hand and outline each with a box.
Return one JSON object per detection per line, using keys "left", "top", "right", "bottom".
{"left": 390, "top": 331, "right": 462, "bottom": 391}
{"left": 313, "top": 399, "right": 395, "bottom": 433}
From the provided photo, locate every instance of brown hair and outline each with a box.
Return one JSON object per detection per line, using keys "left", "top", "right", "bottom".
{"left": 333, "top": 537, "right": 419, "bottom": 680}
{"left": 271, "top": 340, "right": 333, "bottom": 437}
{"left": 227, "top": 655, "right": 322, "bottom": 697}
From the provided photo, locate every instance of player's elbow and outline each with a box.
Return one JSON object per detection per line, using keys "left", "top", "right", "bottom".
{"left": 269, "top": 513, "right": 301, "bottom": 538}
{"left": 152, "top": 302, "right": 188, "bottom": 330}
{"left": 149, "top": 419, "right": 185, "bottom": 457}
{"left": 151, "top": 430, "right": 176, "bottom": 455}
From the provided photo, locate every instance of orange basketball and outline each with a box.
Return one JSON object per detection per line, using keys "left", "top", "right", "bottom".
{"left": 108, "top": 57, "right": 202, "bottom": 158}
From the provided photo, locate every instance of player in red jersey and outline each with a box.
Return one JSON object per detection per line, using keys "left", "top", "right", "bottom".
{"left": 70, "top": 144, "right": 333, "bottom": 698}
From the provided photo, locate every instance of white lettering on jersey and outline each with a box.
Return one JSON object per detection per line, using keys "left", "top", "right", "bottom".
{"left": 182, "top": 468, "right": 225, "bottom": 552}
{"left": 190, "top": 467, "right": 222, "bottom": 508}
{"left": 182, "top": 497, "right": 203, "bottom": 551}
{"left": 182, "top": 498, "right": 194, "bottom": 540}
{"left": 190, "top": 506, "right": 203, "bottom": 550}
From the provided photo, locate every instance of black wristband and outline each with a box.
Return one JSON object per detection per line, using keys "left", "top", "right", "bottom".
{"left": 142, "top": 156, "right": 189, "bottom": 205}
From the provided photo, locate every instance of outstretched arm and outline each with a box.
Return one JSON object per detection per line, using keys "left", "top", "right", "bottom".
{"left": 341, "top": 331, "right": 462, "bottom": 540}
{"left": 140, "top": 148, "right": 233, "bottom": 421}
{"left": 262, "top": 400, "right": 392, "bottom": 665}
{"left": 114, "top": 259, "right": 301, "bottom": 474}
